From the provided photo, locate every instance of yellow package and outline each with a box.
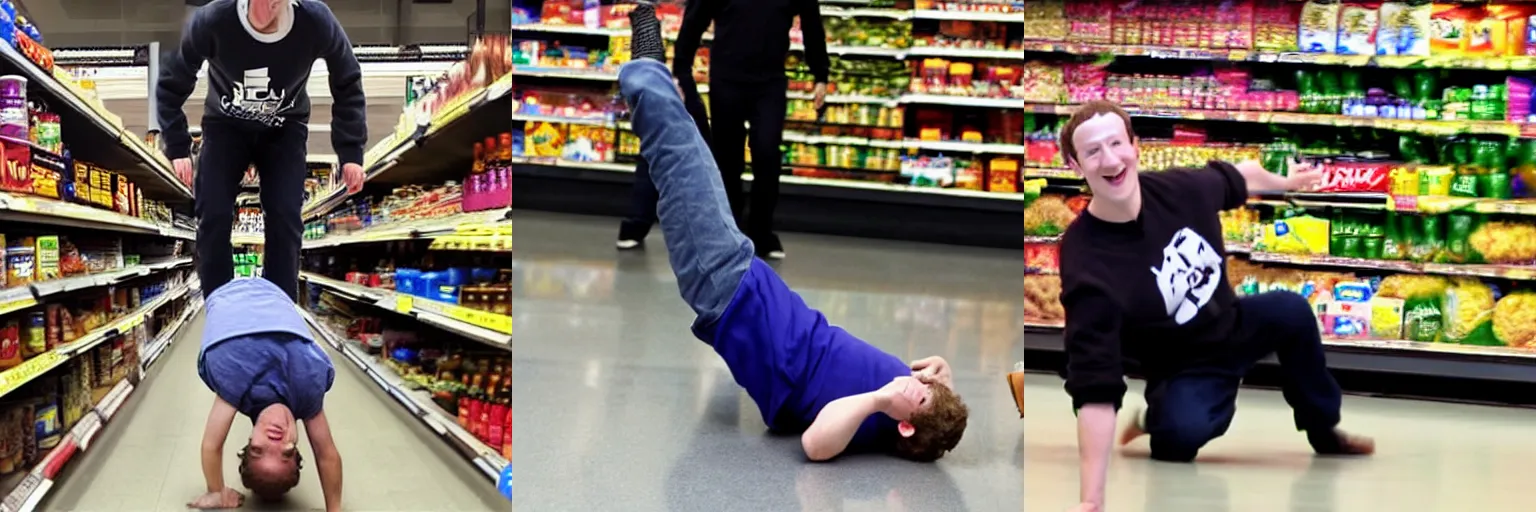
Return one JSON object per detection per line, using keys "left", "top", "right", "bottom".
{"left": 1263, "top": 216, "right": 1331, "bottom": 255}
{"left": 528, "top": 122, "right": 565, "bottom": 158}
{"left": 1492, "top": 291, "right": 1536, "bottom": 348}
{"left": 1370, "top": 297, "right": 1406, "bottom": 339}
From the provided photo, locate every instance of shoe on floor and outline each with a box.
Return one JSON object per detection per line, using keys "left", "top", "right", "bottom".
{"left": 617, "top": 220, "right": 651, "bottom": 250}
{"left": 1007, "top": 370, "right": 1025, "bottom": 418}
{"left": 752, "top": 231, "right": 785, "bottom": 260}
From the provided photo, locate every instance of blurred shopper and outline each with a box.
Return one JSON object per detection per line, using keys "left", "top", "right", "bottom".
{"left": 157, "top": 0, "right": 367, "bottom": 302}
{"left": 1054, "top": 100, "right": 1374, "bottom": 512}
{"left": 673, "top": 0, "right": 830, "bottom": 259}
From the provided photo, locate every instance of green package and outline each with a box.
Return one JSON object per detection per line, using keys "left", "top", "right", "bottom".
{"left": 1383, "top": 212, "right": 1405, "bottom": 260}
{"left": 1442, "top": 281, "right": 1501, "bottom": 346}
{"left": 1444, "top": 213, "right": 1482, "bottom": 263}
{"left": 1403, "top": 296, "right": 1444, "bottom": 342}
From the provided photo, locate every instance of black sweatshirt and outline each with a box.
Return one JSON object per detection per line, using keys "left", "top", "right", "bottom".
{"left": 673, "top": 0, "right": 830, "bottom": 85}
{"left": 156, "top": 0, "right": 367, "bottom": 167}
{"left": 1058, "top": 162, "right": 1249, "bottom": 410}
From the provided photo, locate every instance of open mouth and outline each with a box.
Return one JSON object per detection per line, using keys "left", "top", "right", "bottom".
{"left": 1104, "top": 169, "right": 1128, "bottom": 186}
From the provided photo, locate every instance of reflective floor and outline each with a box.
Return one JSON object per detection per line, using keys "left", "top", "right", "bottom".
{"left": 512, "top": 211, "right": 1025, "bottom": 511}
{"left": 1023, "top": 372, "right": 1536, "bottom": 512}
{"left": 47, "top": 312, "right": 506, "bottom": 511}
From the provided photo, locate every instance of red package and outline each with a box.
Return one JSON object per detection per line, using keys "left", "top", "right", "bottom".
{"left": 1026, "top": 243, "right": 1061, "bottom": 273}
{"left": 1, "top": 141, "right": 31, "bottom": 194}
{"left": 1317, "top": 161, "right": 1392, "bottom": 193}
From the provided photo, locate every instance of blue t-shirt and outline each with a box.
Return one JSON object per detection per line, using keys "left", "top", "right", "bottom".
{"left": 197, "top": 278, "right": 335, "bottom": 420}
{"left": 708, "top": 259, "right": 910, "bottom": 452}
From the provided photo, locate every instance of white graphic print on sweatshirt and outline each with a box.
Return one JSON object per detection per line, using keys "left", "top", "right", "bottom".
{"left": 1149, "top": 227, "right": 1223, "bottom": 325}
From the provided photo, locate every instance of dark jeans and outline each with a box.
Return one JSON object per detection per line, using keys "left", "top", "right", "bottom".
{"left": 709, "top": 76, "right": 788, "bottom": 236}
{"left": 621, "top": 87, "right": 715, "bottom": 238}
{"left": 195, "top": 119, "right": 308, "bottom": 301}
{"left": 1144, "top": 292, "right": 1343, "bottom": 462}
{"left": 619, "top": 59, "right": 754, "bottom": 327}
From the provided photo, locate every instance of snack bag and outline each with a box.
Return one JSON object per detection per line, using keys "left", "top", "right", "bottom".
{"left": 1337, "top": 3, "right": 1380, "bottom": 55}
{"left": 1300, "top": 1, "right": 1342, "bottom": 53}
{"left": 1263, "top": 215, "right": 1331, "bottom": 255}
{"left": 1492, "top": 291, "right": 1536, "bottom": 348}
{"left": 1378, "top": 1, "right": 1432, "bottom": 56}
{"left": 1371, "top": 297, "right": 1407, "bottom": 339}
{"left": 1429, "top": 5, "right": 1470, "bottom": 56}
{"left": 1442, "top": 278, "right": 1499, "bottom": 346}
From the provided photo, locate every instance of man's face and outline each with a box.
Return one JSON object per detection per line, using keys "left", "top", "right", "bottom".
{"left": 248, "top": 404, "right": 299, "bottom": 475}
{"left": 1069, "top": 113, "right": 1141, "bottom": 205}
{"left": 248, "top": 0, "right": 286, "bottom": 31}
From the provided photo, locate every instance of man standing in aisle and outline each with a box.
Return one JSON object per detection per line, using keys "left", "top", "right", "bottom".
{"left": 1054, "top": 101, "right": 1375, "bottom": 512}
{"left": 673, "top": 0, "right": 830, "bottom": 260}
{"left": 158, "top": 0, "right": 367, "bottom": 301}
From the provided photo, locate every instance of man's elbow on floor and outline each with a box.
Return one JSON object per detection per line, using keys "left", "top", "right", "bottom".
{"left": 801, "top": 433, "right": 839, "bottom": 462}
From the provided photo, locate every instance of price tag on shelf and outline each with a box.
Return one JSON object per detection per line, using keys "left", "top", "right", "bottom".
{"left": 444, "top": 305, "right": 513, "bottom": 335}
{"left": 0, "top": 287, "right": 36, "bottom": 315}
{"left": 395, "top": 295, "right": 414, "bottom": 314}
{"left": 0, "top": 351, "right": 64, "bottom": 397}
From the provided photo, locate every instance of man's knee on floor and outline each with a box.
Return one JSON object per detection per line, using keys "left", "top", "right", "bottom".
{"left": 1147, "top": 420, "right": 1222, "bottom": 462}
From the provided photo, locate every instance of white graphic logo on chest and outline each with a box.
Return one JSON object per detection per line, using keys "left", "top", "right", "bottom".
{"left": 1149, "top": 227, "right": 1223, "bottom": 325}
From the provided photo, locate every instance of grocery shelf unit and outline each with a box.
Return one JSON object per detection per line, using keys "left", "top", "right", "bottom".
{"left": 296, "top": 34, "right": 512, "bottom": 487}
{"left": 0, "top": 18, "right": 210, "bottom": 510}
{"left": 1020, "top": 1, "right": 1536, "bottom": 403}
{"left": 511, "top": 0, "right": 1026, "bottom": 249}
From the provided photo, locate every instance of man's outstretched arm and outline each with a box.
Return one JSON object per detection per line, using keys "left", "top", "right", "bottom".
{"left": 200, "top": 397, "right": 238, "bottom": 492}
{"left": 801, "top": 391, "right": 888, "bottom": 461}
{"left": 304, "top": 411, "right": 344, "bottom": 512}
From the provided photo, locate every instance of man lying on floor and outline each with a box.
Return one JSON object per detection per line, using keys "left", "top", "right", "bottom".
{"left": 621, "top": 4, "right": 969, "bottom": 462}
{"left": 191, "top": 277, "right": 341, "bottom": 510}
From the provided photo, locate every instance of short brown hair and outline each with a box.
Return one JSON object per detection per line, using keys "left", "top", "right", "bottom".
{"left": 1058, "top": 100, "right": 1137, "bottom": 166}
{"left": 893, "top": 383, "right": 969, "bottom": 462}
{"left": 238, "top": 444, "right": 303, "bottom": 502}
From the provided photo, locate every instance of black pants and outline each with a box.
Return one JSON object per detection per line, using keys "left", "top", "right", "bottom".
{"left": 708, "top": 77, "right": 787, "bottom": 236}
{"left": 622, "top": 88, "right": 714, "bottom": 238}
{"left": 1144, "top": 292, "right": 1343, "bottom": 462}
{"left": 195, "top": 119, "right": 308, "bottom": 301}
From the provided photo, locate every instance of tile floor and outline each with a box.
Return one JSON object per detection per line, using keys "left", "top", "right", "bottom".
{"left": 511, "top": 211, "right": 1025, "bottom": 511}
{"left": 46, "top": 313, "right": 507, "bottom": 511}
{"left": 1022, "top": 372, "right": 1536, "bottom": 512}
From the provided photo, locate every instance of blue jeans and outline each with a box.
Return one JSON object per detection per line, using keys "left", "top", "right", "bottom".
{"left": 621, "top": 86, "right": 714, "bottom": 236}
{"left": 1144, "top": 292, "right": 1343, "bottom": 462}
{"left": 619, "top": 59, "right": 754, "bottom": 332}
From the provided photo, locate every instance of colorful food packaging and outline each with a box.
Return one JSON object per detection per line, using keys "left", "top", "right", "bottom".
{"left": 1300, "top": 1, "right": 1342, "bottom": 53}
{"left": 1442, "top": 278, "right": 1500, "bottom": 346}
{"left": 1492, "top": 291, "right": 1536, "bottom": 347}
{"left": 1378, "top": 2, "right": 1432, "bottom": 56}
{"left": 1371, "top": 297, "right": 1407, "bottom": 339}
{"left": 1319, "top": 161, "right": 1392, "bottom": 193}
{"left": 1336, "top": 3, "right": 1380, "bottom": 55}
{"left": 1262, "top": 215, "right": 1331, "bottom": 255}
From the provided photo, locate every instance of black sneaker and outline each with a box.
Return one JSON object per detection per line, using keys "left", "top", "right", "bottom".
{"left": 617, "top": 220, "right": 651, "bottom": 250}
{"left": 752, "top": 231, "right": 785, "bottom": 260}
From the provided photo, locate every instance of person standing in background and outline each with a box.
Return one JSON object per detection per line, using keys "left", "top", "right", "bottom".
{"left": 673, "top": 0, "right": 830, "bottom": 260}
{"left": 157, "top": 0, "right": 367, "bottom": 301}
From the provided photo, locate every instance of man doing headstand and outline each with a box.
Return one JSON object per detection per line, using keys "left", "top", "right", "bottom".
{"left": 190, "top": 278, "right": 341, "bottom": 510}
{"left": 623, "top": 5, "right": 968, "bottom": 462}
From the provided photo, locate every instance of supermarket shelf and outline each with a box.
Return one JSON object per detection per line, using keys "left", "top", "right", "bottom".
{"left": 303, "top": 74, "right": 513, "bottom": 220}
{"left": 510, "top": 67, "right": 619, "bottom": 81}
{"left": 1023, "top": 324, "right": 1536, "bottom": 385}
{"left": 1024, "top": 166, "right": 1078, "bottom": 179}
{"left": 139, "top": 295, "right": 201, "bottom": 373}
{"left": 905, "top": 139, "right": 1025, "bottom": 155}
{"left": 905, "top": 46, "right": 1024, "bottom": 60}
{"left": 0, "top": 45, "right": 186, "bottom": 202}
{"left": 0, "top": 193, "right": 192, "bottom": 241}
{"left": 1024, "top": 236, "right": 1060, "bottom": 244}
{"left": 1022, "top": 40, "right": 1536, "bottom": 71}
{"left": 0, "top": 280, "right": 193, "bottom": 401}
{"left": 232, "top": 233, "right": 265, "bottom": 246}
{"left": 786, "top": 91, "right": 899, "bottom": 105}
{"left": 912, "top": 9, "right": 1022, "bottom": 22}
{"left": 300, "top": 272, "right": 511, "bottom": 347}
{"left": 300, "top": 310, "right": 507, "bottom": 483}
{"left": 901, "top": 94, "right": 1022, "bottom": 109}
{"left": 512, "top": 113, "right": 615, "bottom": 128}
{"left": 1, "top": 294, "right": 200, "bottom": 512}
{"left": 1024, "top": 103, "right": 1526, "bottom": 137}
{"left": 302, "top": 208, "right": 510, "bottom": 249}
{"left": 0, "top": 257, "right": 192, "bottom": 318}
{"left": 512, "top": 156, "right": 1024, "bottom": 203}
{"left": 1238, "top": 250, "right": 1536, "bottom": 281}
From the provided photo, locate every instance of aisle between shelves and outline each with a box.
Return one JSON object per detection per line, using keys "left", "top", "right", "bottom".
{"left": 298, "top": 309, "right": 508, "bottom": 484}
{"left": 0, "top": 281, "right": 200, "bottom": 512}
